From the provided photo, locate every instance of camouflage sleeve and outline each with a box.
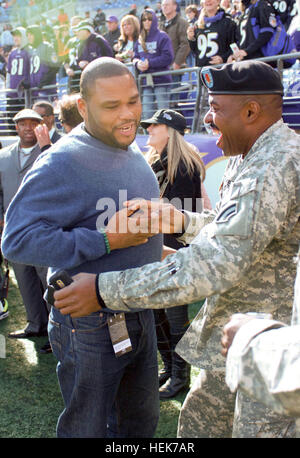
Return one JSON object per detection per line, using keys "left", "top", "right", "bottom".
{"left": 176, "top": 207, "right": 218, "bottom": 245}
{"left": 226, "top": 321, "right": 300, "bottom": 417}
{"left": 98, "top": 160, "right": 294, "bottom": 311}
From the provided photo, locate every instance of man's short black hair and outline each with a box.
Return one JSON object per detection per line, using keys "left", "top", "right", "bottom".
{"left": 80, "top": 57, "right": 134, "bottom": 100}
{"left": 32, "top": 100, "right": 54, "bottom": 116}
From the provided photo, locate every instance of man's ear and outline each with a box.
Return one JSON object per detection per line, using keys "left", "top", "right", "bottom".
{"left": 77, "top": 97, "right": 86, "bottom": 119}
{"left": 243, "top": 100, "right": 261, "bottom": 124}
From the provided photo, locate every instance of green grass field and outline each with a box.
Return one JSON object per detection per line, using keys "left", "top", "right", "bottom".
{"left": 0, "top": 273, "right": 202, "bottom": 438}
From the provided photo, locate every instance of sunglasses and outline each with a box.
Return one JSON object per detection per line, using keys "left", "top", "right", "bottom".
{"left": 142, "top": 17, "right": 152, "bottom": 22}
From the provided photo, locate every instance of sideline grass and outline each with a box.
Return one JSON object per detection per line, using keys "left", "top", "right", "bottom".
{"left": 0, "top": 274, "right": 202, "bottom": 438}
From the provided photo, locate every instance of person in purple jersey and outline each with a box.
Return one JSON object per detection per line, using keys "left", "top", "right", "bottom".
{"left": 72, "top": 20, "right": 113, "bottom": 73}
{"left": 133, "top": 8, "right": 174, "bottom": 119}
{"left": 6, "top": 27, "right": 31, "bottom": 134}
{"left": 26, "top": 25, "right": 59, "bottom": 99}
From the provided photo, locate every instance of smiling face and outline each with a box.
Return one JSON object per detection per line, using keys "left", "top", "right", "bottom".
{"left": 204, "top": 94, "right": 247, "bottom": 157}
{"left": 141, "top": 13, "right": 153, "bottom": 32}
{"left": 122, "top": 20, "right": 134, "bottom": 39}
{"left": 202, "top": 0, "right": 220, "bottom": 15}
{"left": 78, "top": 73, "right": 142, "bottom": 150}
{"left": 162, "top": 0, "right": 177, "bottom": 19}
{"left": 146, "top": 123, "right": 169, "bottom": 153}
{"left": 15, "top": 118, "right": 39, "bottom": 147}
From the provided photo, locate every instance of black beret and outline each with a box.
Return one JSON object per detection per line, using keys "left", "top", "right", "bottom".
{"left": 140, "top": 109, "right": 187, "bottom": 135}
{"left": 201, "top": 61, "right": 284, "bottom": 95}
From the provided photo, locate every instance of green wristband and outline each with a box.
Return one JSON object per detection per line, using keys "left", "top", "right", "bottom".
{"left": 100, "top": 228, "right": 111, "bottom": 254}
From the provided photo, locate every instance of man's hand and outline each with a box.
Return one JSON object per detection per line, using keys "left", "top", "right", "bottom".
{"left": 78, "top": 60, "right": 89, "bottom": 69}
{"left": 105, "top": 206, "right": 156, "bottom": 250}
{"left": 221, "top": 313, "right": 256, "bottom": 357}
{"left": 124, "top": 199, "right": 186, "bottom": 234}
{"left": 66, "top": 68, "right": 75, "bottom": 77}
{"left": 34, "top": 124, "right": 51, "bottom": 149}
{"left": 53, "top": 273, "right": 99, "bottom": 318}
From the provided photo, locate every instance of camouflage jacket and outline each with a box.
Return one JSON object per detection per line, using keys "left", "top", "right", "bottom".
{"left": 98, "top": 119, "right": 300, "bottom": 369}
{"left": 226, "top": 250, "right": 300, "bottom": 427}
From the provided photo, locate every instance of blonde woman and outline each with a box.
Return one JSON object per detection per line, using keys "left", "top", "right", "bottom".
{"left": 141, "top": 109, "right": 210, "bottom": 399}
{"left": 115, "top": 14, "right": 140, "bottom": 63}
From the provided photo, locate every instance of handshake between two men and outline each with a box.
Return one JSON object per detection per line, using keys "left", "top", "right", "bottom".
{"left": 53, "top": 199, "right": 186, "bottom": 318}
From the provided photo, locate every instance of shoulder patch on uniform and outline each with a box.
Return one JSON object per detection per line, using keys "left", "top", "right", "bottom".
{"left": 216, "top": 203, "right": 237, "bottom": 222}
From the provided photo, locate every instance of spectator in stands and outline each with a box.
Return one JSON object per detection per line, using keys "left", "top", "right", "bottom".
{"left": 115, "top": 14, "right": 140, "bottom": 64}
{"left": 6, "top": 27, "right": 31, "bottom": 134}
{"left": 32, "top": 100, "right": 61, "bottom": 144}
{"left": 269, "top": 0, "right": 296, "bottom": 30}
{"left": 104, "top": 16, "right": 121, "bottom": 55}
{"left": 133, "top": 8, "right": 174, "bottom": 119}
{"left": 58, "top": 92, "right": 83, "bottom": 133}
{"left": 129, "top": 3, "right": 138, "bottom": 16}
{"left": 56, "top": 25, "right": 70, "bottom": 66}
{"left": 58, "top": 7, "right": 69, "bottom": 25}
{"left": 73, "top": 20, "right": 113, "bottom": 73}
{"left": 187, "top": 0, "right": 237, "bottom": 67}
{"left": 185, "top": 4, "right": 199, "bottom": 67}
{"left": 0, "top": 47, "right": 7, "bottom": 79}
{"left": 26, "top": 25, "right": 58, "bottom": 99}
{"left": 34, "top": 94, "right": 82, "bottom": 149}
{"left": 220, "top": 0, "right": 231, "bottom": 12}
{"left": 227, "top": 0, "right": 279, "bottom": 64}
{"left": 39, "top": 17, "right": 54, "bottom": 43}
{"left": 0, "top": 109, "right": 49, "bottom": 344}
{"left": 0, "top": 24, "right": 14, "bottom": 50}
{"left": 289, "top": 17, "right": 300, "bottom": 50}
{"left": 64, "top": 16, "right": 83, "bottom": 92}
{"left": 155, "top": 1, "right": 166, "bottom": 22}
{"left": 229, "top": 0, "right": 243, "bottom": 19}
{"left": 84, "top": 11, "right": 91, "bottom": 21}
{"left": 141, "top": 108, "right": 208, "bottom": 399}
{"left": 160, "top": 0, "right": 190, "bottom": 105}
{"left": 185, "top": 4, "right": 200, "bottom": 24}
{"left": 93, "top": 7, "right": 107, "bottom": 34}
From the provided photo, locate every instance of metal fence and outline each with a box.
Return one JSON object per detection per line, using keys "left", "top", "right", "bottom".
{"left": 0, "top": 52, "right": 300, "bottom": 138}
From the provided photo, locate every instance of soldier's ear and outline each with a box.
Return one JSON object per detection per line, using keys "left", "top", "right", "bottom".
{"left": 243, "top": 100, "right": 261, "bottom": 124}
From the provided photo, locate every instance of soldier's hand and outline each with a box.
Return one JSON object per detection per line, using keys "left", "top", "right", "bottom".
{"left": 54, "top": 273, "right": 100, "bottom": 318}
{"left": 221, "top": 313, "right": 256, "bottom": 357}
{"left": 104, "top": 206, "right": 155, "bottom": 250}
{"left": 124, "top": 199, "right": 186, "bottom": 234}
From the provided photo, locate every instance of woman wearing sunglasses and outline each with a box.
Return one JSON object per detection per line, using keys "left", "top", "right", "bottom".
{"left": 133, "top": 9, "right": 174, "bottom": 119}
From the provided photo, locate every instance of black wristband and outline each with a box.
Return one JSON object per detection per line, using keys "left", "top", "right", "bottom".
{"left": 95, "top": 273, "right": 106, "bottom": 308}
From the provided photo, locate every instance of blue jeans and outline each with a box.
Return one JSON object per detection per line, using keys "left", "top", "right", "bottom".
{"left": 142, "top": 84, "right": 170, "bottom": 119}
{"left": 48, "top": 307, "right": 159, "bottom": 438}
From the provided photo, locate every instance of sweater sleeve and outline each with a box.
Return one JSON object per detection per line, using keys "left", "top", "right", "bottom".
{"left": 1, "top": 158, "right": 107, "bottom": 269}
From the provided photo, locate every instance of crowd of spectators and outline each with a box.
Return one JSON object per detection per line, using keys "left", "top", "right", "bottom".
{"left": 0, "top": 0, "right": 299, "bottom": 128}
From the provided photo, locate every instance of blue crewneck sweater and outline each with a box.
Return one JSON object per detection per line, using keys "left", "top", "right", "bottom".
{"left": 2, "top": 124, "right": 163, "bottom": 279}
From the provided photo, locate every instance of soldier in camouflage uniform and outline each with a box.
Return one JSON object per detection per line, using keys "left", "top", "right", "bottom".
{"left": 34, "top": 61, "right": 300, "bottom": 437}
{"left": 222, "top": 247, "right": 300, "bottom": 437}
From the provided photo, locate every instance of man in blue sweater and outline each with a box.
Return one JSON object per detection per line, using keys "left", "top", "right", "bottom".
{"left": 2, "top": 57, "right": 163, "bottom": 438}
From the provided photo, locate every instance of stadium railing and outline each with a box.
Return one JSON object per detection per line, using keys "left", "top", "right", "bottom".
{"left": 0, "top": 52, "right": 299, "bottom": 138}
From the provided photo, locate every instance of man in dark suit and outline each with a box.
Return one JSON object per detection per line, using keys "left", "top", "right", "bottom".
{"left": 32, "top": 100, "right": 62, "bottom": 144}
{"left": 0, "top": 109, "right": 49, "bottom": 340}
